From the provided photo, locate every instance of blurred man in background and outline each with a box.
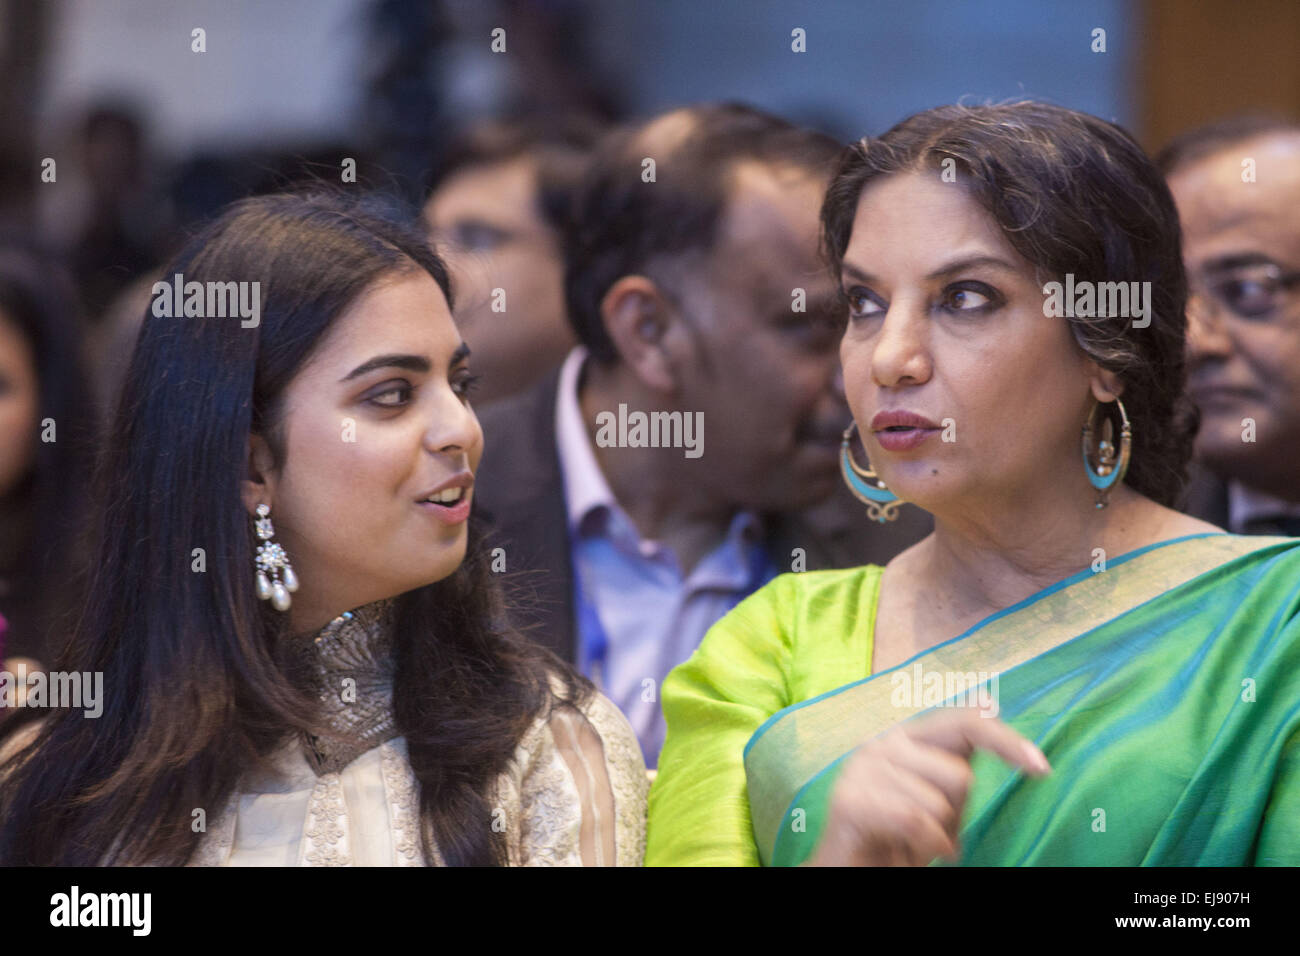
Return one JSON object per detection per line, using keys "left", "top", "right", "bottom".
{"left": 473, "top": 103, "right": 931, "bottom": 765}
{"left": 424, "top": 116, "right": 604, "bottom": 404}
{"left": 1160, "top": 117, "right": 1300, "bottom": 535}
{"left": 38, "top": 103, "right": 171, "bottom": 322}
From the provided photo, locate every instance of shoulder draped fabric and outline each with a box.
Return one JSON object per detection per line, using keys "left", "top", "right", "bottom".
{"left": 647, "top": 533, "right": 1300, "bottom": 866}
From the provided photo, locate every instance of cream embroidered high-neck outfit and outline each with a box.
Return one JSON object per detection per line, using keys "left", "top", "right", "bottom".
{"left": 191, "top": 600, "right": 648, "bottom": 866}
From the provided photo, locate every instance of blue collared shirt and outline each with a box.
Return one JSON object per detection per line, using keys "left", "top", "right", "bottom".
{"left": 554, "top": 347, "right": 774, "bottom": 766}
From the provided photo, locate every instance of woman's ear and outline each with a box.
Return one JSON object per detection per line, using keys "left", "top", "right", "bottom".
{"left": 240, "top": 434, "right": 278, "bottom": 517}
{"left": 1085, "top": 362, "right": 1124, "bottom": 404}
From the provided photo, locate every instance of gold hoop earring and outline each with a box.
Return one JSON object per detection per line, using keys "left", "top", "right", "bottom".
{"left": 1081, "top": 397, "right": 1132, "bottom": 509}
{"left": 841, "top": 422, "right": 903, "bottom": 523}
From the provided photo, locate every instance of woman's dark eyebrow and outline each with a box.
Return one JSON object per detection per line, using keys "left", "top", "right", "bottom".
{"left": 842, "top": 255, "right": 1015, "bottom": 285}
{"left": 339, "top": 354, "right": 431, "bottom": 382}
{"left": 449, "top": 342, "right": 471, "bottom": 368}
{"left": 924, "top": 255, "right": 1016, "bottom": 280}
{"left": 842, "top": 262, "right": 874, "bottom": 283}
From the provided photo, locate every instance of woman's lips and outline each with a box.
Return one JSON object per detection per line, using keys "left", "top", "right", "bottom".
{"left": 416, "top": 490, "right": 472, "bottom": 525}
{"left": 870, "top": 410, "right": 940, "bottom": 431}
{"left": 874, "top": 427, "right": 938, "bottom": 452}
{"left": 870, "top": 410, "right": 941, "bottom": 452}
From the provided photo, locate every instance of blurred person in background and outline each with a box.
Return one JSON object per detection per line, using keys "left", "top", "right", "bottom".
{"left": 0, "top": 242, "right": 95, "bottom": 676}
{"left": 39, "top": 103, "right": 171, "bottom": 323}
{"left": 424, "top": 116, "right": 604, "bottom": 404}
{"left": 85, "top": 142, "right": 387, "bottom": 424}
{"left": 473, "top": 103, "right": 931, "bottom": 767}
{"left": 1160, "top": 116, "right": 1300, "bottom": 536}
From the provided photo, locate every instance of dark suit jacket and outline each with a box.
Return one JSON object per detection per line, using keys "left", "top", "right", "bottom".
{"left": 473, "top": 366, "right": 932, "bottom": 662}
{"left": 1182, "top": 462, "right": 1300, "bottom": 535}
{"left": 1183, "top": 463, "right": 1231, "bottom": 529}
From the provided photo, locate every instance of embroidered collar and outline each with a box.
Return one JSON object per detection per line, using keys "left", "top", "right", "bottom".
{"left": 292, "top": 598, "right": 400, "bottom": 776}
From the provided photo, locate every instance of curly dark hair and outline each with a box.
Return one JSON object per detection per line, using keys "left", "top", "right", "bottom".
{"left": 821, "top": 100, "right": 1196, "bottom": 508}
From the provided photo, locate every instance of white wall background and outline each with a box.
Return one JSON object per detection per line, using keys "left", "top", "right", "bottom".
{"left": 36, "top": 0, "right": 370, "bottom": 157}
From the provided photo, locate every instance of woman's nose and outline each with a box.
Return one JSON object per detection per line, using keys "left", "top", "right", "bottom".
{"left": 424, "top": 389, "right": 483, "bottom": 457}
{"left": 870, "top": 302, "right": 932, "bottom": 388}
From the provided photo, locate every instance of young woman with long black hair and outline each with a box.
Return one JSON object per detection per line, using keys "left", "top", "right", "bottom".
{"left": 0, "top": 192, "right": 647, "bottom": 866}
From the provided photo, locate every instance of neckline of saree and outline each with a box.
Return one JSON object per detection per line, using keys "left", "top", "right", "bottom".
{"left": 746, "top": 531, "right": 1255, "bottom": 761}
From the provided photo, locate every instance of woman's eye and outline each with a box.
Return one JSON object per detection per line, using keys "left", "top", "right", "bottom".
{"left": 367, "top": 383, "right": 415, "bottom": 408}
{"left": 454, "top": 372, "right": 482, "bottom": 399}
{"left": 941, "top": 283, "right": 997, "bottom": 313}
{"left": 846, "top": 287, "right": 883, "bottom": 319}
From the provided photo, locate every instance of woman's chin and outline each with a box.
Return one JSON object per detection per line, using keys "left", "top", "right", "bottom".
{"left": 360, "top": 556, "right": 465, "bottom": 604}
{"left": 421, "top": 549, "right": 468, "bottom": 584}
{"left": 875, "top": 470, "right": 956, "bottom": 516}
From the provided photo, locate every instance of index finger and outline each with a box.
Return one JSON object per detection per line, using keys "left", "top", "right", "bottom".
{"left": 905, "top": 708, "right": 1051, "bottom": 775}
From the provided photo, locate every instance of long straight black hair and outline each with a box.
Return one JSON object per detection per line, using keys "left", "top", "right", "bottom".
{"left": 0, "top": 191, "right": 588, "bottom": 865}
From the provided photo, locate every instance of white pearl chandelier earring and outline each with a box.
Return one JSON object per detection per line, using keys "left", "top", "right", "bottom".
{"left": 254, "top": 503, "right": 299, "bottom": 612}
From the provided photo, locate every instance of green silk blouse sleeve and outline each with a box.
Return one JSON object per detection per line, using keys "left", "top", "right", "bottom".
{"left": 646, "top": 573, "right": 800, "bottom": 866}
{"left": 646, "top": 567, "right": 881, "bottom": 865}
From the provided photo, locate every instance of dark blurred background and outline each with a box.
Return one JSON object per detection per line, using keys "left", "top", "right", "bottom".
{"left": 2, "top": 0, "right": 1297, "bottom": 325}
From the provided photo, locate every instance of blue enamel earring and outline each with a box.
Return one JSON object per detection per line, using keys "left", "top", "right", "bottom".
{"left": 841, "top": 421, "right": 902, "bottom": 523}
{"left": 1082, "top": 397, "right": 1132, "bottom": 509}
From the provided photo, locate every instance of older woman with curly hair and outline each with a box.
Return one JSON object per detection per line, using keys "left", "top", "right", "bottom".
{"left": 647, "top": 101, "right": 1300, "bottom": 866}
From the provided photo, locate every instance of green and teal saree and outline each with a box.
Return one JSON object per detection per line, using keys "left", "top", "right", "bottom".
{"left": 647, "top": 533, "right": 1300, "bottom": 866}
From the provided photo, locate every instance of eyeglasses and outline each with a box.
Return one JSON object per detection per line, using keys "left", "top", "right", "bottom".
{"left": 1190, "top": 262, "right": 1300, "bottom": 320}
{"left": 428, "top": 220, "right": 553, "bottom": 255}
